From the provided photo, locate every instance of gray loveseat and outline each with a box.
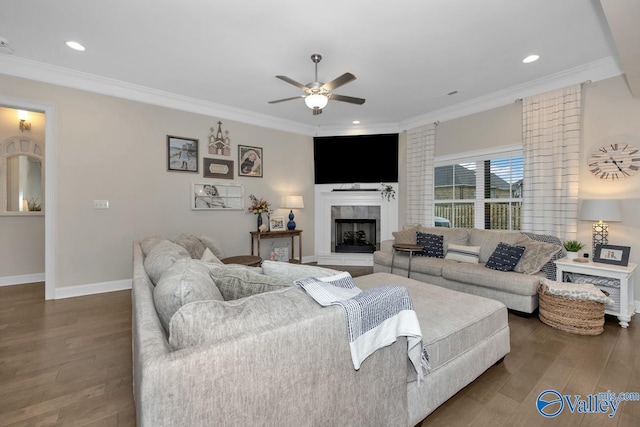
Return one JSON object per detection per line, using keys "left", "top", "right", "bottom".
{"left": 132, "top": 235, "right": 510, "bottom": 426}
{"left": 374, "top": 226, "right": 564, "bottom": 314}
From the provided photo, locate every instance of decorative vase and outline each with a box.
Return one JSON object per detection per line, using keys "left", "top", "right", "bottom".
{"left": 566, "top": 251, "right": 578, "bottom": 260}
{"left": 257, "top": 213, "right": 263, "bottom": 231}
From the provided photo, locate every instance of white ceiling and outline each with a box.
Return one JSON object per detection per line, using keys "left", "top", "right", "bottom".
{"left": 0, "top": 0, "right": 636, "bottom": 135}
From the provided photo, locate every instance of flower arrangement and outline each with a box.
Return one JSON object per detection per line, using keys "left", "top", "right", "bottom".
{"left": 380, "top": 183, "right": 396, "bottom": 201}
{"left": 248, "top": 194, "right": 271, "bottom": 215}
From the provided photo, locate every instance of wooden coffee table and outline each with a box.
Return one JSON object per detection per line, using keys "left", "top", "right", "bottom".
{"left": 391, "top": 243, "right": 424, "bottom": 278}
{"left": 221, "top": 255, "right": 263, "bottom": 267}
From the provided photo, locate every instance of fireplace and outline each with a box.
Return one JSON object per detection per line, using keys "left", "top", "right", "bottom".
{"left": 314, "top": 183, "right": 398, "bottom": 266}
{"left": 335, "top": 219, "right": 377, "bottom": 253}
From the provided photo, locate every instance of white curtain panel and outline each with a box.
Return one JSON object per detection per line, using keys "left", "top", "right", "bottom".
{"left": 406, "top": 123, "right": 436, "bottom": 226}
{"left": 522, "top": 84, "right": 581, "bottom": 240}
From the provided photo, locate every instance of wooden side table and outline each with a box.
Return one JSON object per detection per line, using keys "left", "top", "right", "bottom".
{"left": 391, "top": 243, "right": 424, "bottom": 278}
{"left": 250, "top": 230, "right": 303, "bottom": 264}
{"left": 554, "top": 258, "right": 637, "bottom": 328}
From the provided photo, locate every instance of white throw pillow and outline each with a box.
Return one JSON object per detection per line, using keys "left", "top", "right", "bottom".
{"left": 201, "top": 247, "right": 223, "bottom": 264}
{"left": 261, "top": 260, "right": 342, "bottom": 283}
{"left": 444, "top": 244, "right": 481, "bottom": 264}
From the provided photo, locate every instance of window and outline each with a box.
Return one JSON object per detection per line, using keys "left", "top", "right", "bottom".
{"left": 434, "top": 149, "right": 523, "bottom": 230}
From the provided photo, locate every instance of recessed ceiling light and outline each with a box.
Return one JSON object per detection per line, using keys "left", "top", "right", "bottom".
{"left": 522, "top": 54, "right": 539, "bottom": 64}
{"left": 65, "top": 41, "right": 86, "bottom": 51}
{"left": 352, "top": 120, "right": 360, "bottom": 125}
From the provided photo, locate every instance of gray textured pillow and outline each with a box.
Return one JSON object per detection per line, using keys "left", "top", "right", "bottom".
{"left": 174, "top": 234, "right": 207, "bottom": 259}
{"left": 143, "top": 240, "right": 190, "bottom": 285}
{"left": 208, "top": 265, "right": 291, "bottom": 300}
{"left": 469, "top": 229, "right": 523, "bottom": 263}
{"left": 169, "top": 287, "right": 321, "bottom": 350}
{"left": 197, "top": 235, "right": 226, "bottom": 259}
{"left": 261, "top": 260, "right": 342, "bottom": 283}
{"left": 392, "top": 225, "right": 420, "bottom": 244}
{"left": 419, "top": 226, "right": 469, "bottom": 250}
{"left": 140, "top": 235, "right": 167, "bottom": 256}
{"left": 514, "top": 235, "right": 562, "bottom": 275}
{"left": 154, "top": 258, "right": 224, "bottom": 333}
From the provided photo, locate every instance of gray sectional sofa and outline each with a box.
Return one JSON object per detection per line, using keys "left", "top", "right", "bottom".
{"left": 132, "top": 235, "right": 510, "bottom": 426}
{"left": 373, "top": 225, "right": 564, "bottom": 314}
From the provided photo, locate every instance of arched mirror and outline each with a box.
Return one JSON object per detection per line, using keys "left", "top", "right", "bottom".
{"left": 1, "top": 136, "right": 44, "bottom": 215}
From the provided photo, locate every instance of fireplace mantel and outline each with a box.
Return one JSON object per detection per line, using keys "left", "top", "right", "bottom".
{"left": 314, "top": 183, "right": 398, "bottom": 265}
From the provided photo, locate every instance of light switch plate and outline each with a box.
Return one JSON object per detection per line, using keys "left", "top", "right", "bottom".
{"left": 93, "top": 200, "right": 109, "bottom": 209}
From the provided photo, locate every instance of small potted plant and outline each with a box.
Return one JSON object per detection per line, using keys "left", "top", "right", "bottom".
{"left": 563, "top": 240, "right": 585, "bottom": 259}
{"left": 380, "top": 183, "right": 396, "bottom": 202}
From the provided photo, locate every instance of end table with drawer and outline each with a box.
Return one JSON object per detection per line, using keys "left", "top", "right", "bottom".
{"left": 554, "top": 258, "right": 637, "bottom": 328}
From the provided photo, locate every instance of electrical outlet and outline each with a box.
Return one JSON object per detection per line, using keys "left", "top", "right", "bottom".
{"left": 93, "top": 200, "right": 109, "bottom": 209}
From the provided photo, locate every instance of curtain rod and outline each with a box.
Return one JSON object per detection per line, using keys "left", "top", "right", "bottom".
{"left": 514, "top": 80, "right": 592, "bottom": 103}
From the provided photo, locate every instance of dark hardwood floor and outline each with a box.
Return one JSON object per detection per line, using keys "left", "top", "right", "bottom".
{"left": 1, "top": 276, "right": 639, "bottom": 426}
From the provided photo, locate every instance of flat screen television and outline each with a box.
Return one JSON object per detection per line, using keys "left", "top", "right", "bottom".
{"left": 313, "top": 133, "right": 399, "bottom": 184}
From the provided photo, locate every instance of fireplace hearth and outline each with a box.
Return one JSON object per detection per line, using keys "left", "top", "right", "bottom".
{"left": 335, "top": 219, "right": 377, "bottom": 253}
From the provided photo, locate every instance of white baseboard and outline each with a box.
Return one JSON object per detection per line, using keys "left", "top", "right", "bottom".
{"left": 54, "top": 279, "right": 132, "bottom": 299}
{"left": 0, "top": 273, "right": 45, "bottom": 287}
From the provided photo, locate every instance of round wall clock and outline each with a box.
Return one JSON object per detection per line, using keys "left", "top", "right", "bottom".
{"left": 588, "top": 143, "right": 640, "bottom": 180}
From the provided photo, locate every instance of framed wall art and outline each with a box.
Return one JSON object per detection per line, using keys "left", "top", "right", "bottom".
{"left": 192, "top": 182, "right": 243, "bottom": 210}
{"left": 167, "top": 135, "right": 198, "bottom": 173}
{"left": 269, "top": 216, "right": 286, "bottom": 231}
{"left": 238, "top": 145, "right": 263, "bottom": 177}
{"left": 203, "top": 158, "right": 233, "bottom": 179}
{"left": 593, "top": 244, "right": 631, "bottom": 266}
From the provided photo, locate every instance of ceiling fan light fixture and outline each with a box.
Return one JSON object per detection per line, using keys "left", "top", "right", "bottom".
{"left": 305, "top": 93, "right": 329, "bottom": 110}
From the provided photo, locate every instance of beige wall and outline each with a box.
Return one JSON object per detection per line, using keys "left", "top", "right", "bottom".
{"left": 434, "top": 102, "right": 522, "bottom": 157}
{"left": 580, "top": 76, "right": 640, "bottom": 267}
{"left": 0, "top": 106, "right": 46, "bottom": 277}
{"left": 0, "top": 74, "right": 314, "bottom": 288}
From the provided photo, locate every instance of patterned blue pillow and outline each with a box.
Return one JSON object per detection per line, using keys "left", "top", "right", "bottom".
{"left": 486, "top": 242, "right": 525, "bottom": 272}
{"left": 416, "top": 232, "right": 444, "bottom": 258}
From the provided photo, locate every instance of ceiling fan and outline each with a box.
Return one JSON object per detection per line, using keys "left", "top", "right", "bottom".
{"left": 268, "top": 53, "right": 365, "bottom": 115}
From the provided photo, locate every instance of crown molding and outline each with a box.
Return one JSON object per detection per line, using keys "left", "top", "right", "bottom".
{"left": 0, "top": 54, "right": 624, "bottom": 137}
{"left": 0, "top": 55, "right": 316, "bottom": 136}
{"left": 399, "top": 56, "right": 623, "bottom": 131}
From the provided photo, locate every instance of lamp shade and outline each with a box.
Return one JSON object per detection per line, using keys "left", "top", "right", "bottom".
{"left": 283, "top": 195, "right": 304, "bottom": 209}
{"left": 579, "top": 199, "right": 622, "bottom": 222}
{"left": 304, "top": 94, "right": 328, "bottom": 110}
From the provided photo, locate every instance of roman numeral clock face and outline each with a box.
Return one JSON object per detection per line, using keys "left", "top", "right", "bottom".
{"left": 588, "top": 144, "right": 640, "bottom": 180}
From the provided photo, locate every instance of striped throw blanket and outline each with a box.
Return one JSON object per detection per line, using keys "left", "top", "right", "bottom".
{"left": 295, "top": 272, "right": 429, "bottom": 381}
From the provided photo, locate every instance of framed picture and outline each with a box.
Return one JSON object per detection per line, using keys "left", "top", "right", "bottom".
{"left": 203, "top": 158, "right": 233, "bottom": 179}
{"left": 269, "top": 216, "right": 286, "bottom": 231}
{"left": 167, "top": 135, "right": 198, "bottom": 172}
{"left": 593, "top": 244, "right": 631, "bottom": 266}
{"left": 192, "top": 182, "right": 243, "bottom": 210}
{"left": 238, "top": 145, "right": 263, "bottom": 177}
{"left": 271, "top": 247, "right": 289, "bottom": 262}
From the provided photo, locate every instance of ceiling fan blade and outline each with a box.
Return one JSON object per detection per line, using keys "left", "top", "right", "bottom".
{"left": 275, "top": 75, "right": 308, "bottom": 90}
{"left": 268, "top": 95, "right": 305, "bottom": 104}
{"left": 330, "top": 94, "right": 366, "bottom": 105}
{"left": 323, "top": 73, "right": 356, "bottom": 91}
{"left": 312, "top": 108, "right": 323, "bottom": 116}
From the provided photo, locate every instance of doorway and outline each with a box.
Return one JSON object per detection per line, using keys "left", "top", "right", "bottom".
{"left": 0, "top": 97, "right": 55, "bottom": 299}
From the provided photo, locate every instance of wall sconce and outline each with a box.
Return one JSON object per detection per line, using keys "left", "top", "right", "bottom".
{"left": 579, "top": 199, "right": 623, "bottom": 256}
{"left": 282, "top": 195, "right": 304, "bottom": 230}
{"left": 18, "top": 110, "right": 31, "bottom": 132}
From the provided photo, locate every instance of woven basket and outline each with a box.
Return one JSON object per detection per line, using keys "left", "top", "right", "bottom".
{"left": 537, "top": 283, "right": 605, "bottom": 336}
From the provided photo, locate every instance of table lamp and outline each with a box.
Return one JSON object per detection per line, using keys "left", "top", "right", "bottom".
{"left": 282, "top": 195, "right": 304, "bottom": 230}
{"left": 579, "top": 199, "right": 622, "bottom": 256}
